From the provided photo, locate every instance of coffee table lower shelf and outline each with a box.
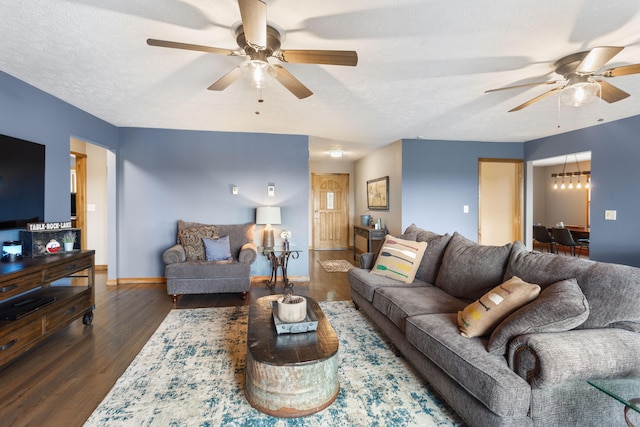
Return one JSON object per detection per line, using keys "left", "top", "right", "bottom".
{"left": 245, "top": 295, "right": 339, "bottom": 417}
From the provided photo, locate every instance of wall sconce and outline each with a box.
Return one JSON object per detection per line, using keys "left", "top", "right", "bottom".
{"left": 256, "top": 206, "right": 281, "bottom": 249}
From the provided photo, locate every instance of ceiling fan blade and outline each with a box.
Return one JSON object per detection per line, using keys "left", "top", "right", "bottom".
{"left": 485, "top": 80, "right": 560, "bottom": 93}
{"left": 278, "top": 49, "right": 358, "bottom": 66}
{"left": 508, "top": 87, "right": 562, "bottom": 112}
{"left": 147, "top": 39, "right": 235, "bottom": 56}
{"left": 238, "top": 0, "right": 267, "bottom": 50}
{"left": 575, "top": 46, "right": 623, "bottom": 74}
{"left": 596, "top": 80, "right": 630, "bottom": 103}
{"left": 273, "top": 65, "right": 313, "bottom": 99}
{"left": 207, "top": 67, "right": 243, "bottom": 91}
{"left": 602, "top": 63, "right": 640, "bottom": 77}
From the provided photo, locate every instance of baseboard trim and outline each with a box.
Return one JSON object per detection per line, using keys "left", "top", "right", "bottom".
{"left": 107, "top": 277, "right": 167, "bottom": 286}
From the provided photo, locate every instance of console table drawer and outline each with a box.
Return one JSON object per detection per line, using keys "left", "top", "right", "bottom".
{"left": 0, "top": 272, "right": 43, "bottom": 299}
{"left": 0, "top": 321, "right": 42, "bottom": 365}
{"left": 44, "top": 256, "right": 93, "bottom": 283}
{"left": 44, "top": 291, "right": 92, "bottom": 332}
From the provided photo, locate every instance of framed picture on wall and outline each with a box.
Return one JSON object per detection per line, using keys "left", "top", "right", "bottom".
{"left": 367, "top": 176, "right": 389, "bottom": 210}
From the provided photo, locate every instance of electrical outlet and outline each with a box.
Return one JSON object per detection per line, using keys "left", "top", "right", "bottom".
{"left": 605, "top": 210, "right": 617, "bottom": 220}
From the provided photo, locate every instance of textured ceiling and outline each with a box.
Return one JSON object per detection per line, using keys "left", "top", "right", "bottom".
{"left": 2, "top": 0, "right": 640, "bottom": 162}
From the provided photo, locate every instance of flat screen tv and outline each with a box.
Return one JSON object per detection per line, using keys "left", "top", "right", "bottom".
{"left": 0, "top": 134, "right": 46, "bottom": 230}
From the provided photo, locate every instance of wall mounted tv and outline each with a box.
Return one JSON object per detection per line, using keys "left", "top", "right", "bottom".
{"left": 0, "top": 134, "right": 46, "bottom": 230}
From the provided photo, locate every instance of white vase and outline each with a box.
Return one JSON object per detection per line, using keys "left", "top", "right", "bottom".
{"left": 277, "top": 296, "right": 307, "bottom": 323}
{"left": 64, "top": 242, "right": 74, "bottom": 251}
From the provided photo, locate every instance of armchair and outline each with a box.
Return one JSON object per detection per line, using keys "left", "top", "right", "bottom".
{"left": 162, "top": 221, "right": 257, "bottom": 304}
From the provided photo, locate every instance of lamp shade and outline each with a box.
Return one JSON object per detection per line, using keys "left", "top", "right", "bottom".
{"left": 256, "top": 206, "right": 281, "bottom": 225}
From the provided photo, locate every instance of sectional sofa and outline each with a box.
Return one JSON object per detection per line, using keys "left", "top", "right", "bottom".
{"left": 348, "top": 224, "right": 640, "bottom": 427}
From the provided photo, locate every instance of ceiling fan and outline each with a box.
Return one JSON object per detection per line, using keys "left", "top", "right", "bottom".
{"left": 486, "top": 46, "right": 640, "bottom": 112}
{"left": 146, "top": 0, "right": 358, "bottom": 99}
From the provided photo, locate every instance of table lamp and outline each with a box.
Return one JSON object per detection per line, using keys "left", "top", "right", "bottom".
{"left": 256, "top": 206, "right": 281, "bottom": 249}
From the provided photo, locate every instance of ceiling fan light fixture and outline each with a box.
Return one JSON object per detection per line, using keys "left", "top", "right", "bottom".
{"left": 560, "top": 78, "right": 599, "bottom": 107}
{"left": 242, "top": 59, "right": 277, "bottom": 89}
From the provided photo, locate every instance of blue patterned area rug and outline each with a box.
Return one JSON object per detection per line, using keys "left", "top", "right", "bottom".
{"left": 84, "top": 301, "right": 465, "bottom": 427}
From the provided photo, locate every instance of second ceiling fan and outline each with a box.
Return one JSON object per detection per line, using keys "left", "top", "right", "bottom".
{"left": 147, "top": 0, "right": 358, "bottom": 99}
{"left": 486, "top": 46, "right": 640, "bottom": 111}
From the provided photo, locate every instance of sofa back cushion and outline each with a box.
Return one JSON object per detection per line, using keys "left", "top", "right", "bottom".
{"left": 397, "top": 224, "right": 452, "bottom": 284}
{"left": 505, "top": 241, "right": 640, "bottom": 332}
{"left": 435, "top": 232, "right": 512, "bottom": 300}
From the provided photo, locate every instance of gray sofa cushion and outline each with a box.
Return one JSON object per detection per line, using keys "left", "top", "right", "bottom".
{"left": 406, "top": 312, "right": 531, "bottom": 417}
{"left": 347, "top": 268, "right": 431, "bottom": 302}
{"left": 415, "top": 233, "right": 452, "bottom": 284}
{"left": 435, "top": 232, "right": 512, "bottom": 300}
{"left": 165, "top": 260, "right": 248, "bottom": 279}
{"left": 488, "top": 278, "right": 590, "bottom": 355}
{"left": 505, "top": 241, "right": 640, "bottom": 332}
{"left": 372, "top": 285, "right": 468, "bottom": 332}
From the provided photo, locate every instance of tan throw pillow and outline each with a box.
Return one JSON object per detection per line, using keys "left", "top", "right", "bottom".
{"left": 178, "top": 225, "right": 218, "bottom": 261}
{"left": 370, "top": 235, "right": 427, "bottom": 284}
{"left": 457, "top": 276, "right": 541, "bottom": 338}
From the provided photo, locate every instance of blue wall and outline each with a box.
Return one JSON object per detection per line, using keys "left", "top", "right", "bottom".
{"left": 117, "top": 128, "right": 310, "bottom": 279}
{"left": 526, "top": 116, "right": 640, "bottom": 267}
{"left": 0, "top": 71, "right": 118, "bottom": 244}
{"left": 401, "top": 139, "right": 524, "bottom": 240}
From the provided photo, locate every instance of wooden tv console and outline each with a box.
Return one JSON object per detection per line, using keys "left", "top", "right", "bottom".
{"left": 0, "top": 250, "right": 95, "bottom": 368}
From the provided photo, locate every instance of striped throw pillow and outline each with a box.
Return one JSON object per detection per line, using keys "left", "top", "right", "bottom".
{"left": 371, "top": 235, "right": 427, "bottom": 283}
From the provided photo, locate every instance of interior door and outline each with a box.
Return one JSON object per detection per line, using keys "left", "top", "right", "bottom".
{"left": 312, "top": 174, "right": 349, "bottom": 250}
{"left": 478, "top": 159, "right": 523, "bottom": 245}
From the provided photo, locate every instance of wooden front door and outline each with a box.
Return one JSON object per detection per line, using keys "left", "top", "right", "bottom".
{"left": 312, "top": 174, "right": 349, "bottom": 250}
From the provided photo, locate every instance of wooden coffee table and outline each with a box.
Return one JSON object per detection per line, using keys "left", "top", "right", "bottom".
{"left": 245, "top": 295, "right": 339, "bottom": 417}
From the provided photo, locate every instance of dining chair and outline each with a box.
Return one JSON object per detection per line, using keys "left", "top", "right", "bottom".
{"left": 552, "top": 227, "right": 586, "bottom": 257}
{"left": 533, "top": 224, "right": 555, "bottom": 253}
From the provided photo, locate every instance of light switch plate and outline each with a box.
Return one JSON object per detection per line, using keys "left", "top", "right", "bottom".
{"left": 267, "top": 185, "right": 275, "bottom": 197}
{"left": 232, "top": 186, "right": 238, "bottom": 195}
{"left": 605, "top": 210, "right": 617, "bottom": 220}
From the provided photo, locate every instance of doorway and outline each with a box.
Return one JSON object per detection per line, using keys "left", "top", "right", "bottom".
{"left": 71, "top": 151, "right": 87, "bottom": 249}
{"left": 478, "top": 159, "right": 524, "bottom": 245}
{"left": 312, "top": 174, "right": 349, "bottom": 250}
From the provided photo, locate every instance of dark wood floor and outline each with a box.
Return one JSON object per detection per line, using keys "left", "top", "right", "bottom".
{"left": 0, "top": 249, "right": 355, "bottom": 427}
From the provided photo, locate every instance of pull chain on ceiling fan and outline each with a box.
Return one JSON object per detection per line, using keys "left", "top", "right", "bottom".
{"left": 146, "top": 0, "right": 358, "bottom": 100}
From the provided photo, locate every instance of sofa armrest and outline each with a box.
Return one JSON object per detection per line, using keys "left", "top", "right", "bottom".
{"left": 239, "top": 242, "right": 258, "bottom": 265}
{"left": 508, "top": 329, "right": 640, "bottom": 387}
{"left": 359, "top": 252, "right": 376, "bottom": 269}
{"left": 163, "top": 244, "right": 186, "bottom": 264}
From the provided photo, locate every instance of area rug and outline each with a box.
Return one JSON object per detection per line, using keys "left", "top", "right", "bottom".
{"left": 84, "top": 301, "right": 465, "bottom": 427}
{"left": 317, "top": 259, "right": 354, "bottom": 273}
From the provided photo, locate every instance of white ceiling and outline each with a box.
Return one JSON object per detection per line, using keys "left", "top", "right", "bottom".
{"left": 2, "top": 0, "right": 640, "bottom": 162}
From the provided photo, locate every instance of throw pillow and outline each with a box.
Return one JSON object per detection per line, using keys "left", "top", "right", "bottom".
{"left": 488, "top": 278, "right": 589, "bottom": 354}
{"left": 457, "top": 276, "right": 541, "bottom": 338}
{"left": 435, "top": 232, "right": 513, "bottom": 301}
{"left": 370, "top": 235, "right": 427, "bottom": 284}
{"left": 178, "top": 225, "right": 218, "bottom": 261}
{"left": 203, "top": 235, "right": 232, "bottom": 261}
